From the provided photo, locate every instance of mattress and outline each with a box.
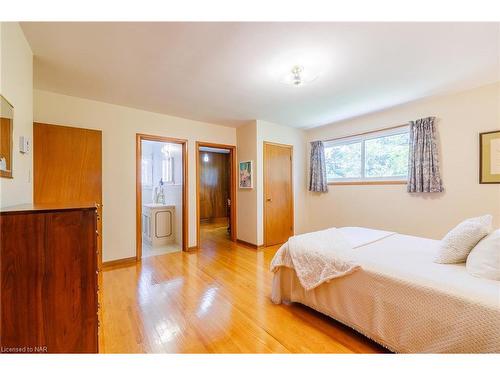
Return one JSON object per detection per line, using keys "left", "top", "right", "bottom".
{"left": 271, "top": 228, "right": 500, "bottom": 353}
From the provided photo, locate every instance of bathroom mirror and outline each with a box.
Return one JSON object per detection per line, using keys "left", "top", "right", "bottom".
{"left": 0, "top": 95, "right": 14, "bottom": 179}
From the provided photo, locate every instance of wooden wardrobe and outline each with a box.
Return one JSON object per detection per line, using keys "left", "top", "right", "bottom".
{"left": 0, "top": 204, "right": 99, "bottom": 353}
{"left": 0, "top": 122, "right": 103, "bottom": 353}
{"left": 33, "top": 122, "right": 103, "bottom": 267}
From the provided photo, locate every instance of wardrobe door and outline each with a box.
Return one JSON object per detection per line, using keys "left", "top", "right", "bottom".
{"left": 0, "top": 212, "right": 46, "bottom": 350}
{"left": 43, "top": 209, "right": 98, "bottom": 353}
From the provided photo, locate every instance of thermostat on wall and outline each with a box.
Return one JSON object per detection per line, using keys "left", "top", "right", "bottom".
{"left": 19, "top": 136, "right": 30, "bottom": 154}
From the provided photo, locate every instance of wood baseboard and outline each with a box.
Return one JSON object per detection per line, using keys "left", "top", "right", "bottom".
{"left": 102, "top": 256, "right": 137, "bottom": 270}
{"left": 187, "top": 246, "right": 198, "bottom": 252}
{"left": 236, "top": 239, "right": 265, "bottom": 250}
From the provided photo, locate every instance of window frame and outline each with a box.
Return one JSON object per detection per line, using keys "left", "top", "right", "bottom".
{"left": 324, "top": 125, "right": 410, "bottom": 185}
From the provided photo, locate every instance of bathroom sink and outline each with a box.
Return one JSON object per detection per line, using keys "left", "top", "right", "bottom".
{"left": 143, "top": 203, "right": 175, "bottom": 209}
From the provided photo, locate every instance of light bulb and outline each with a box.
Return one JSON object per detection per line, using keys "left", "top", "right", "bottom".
{"left": 281, "top": 64, "right": 318, "bottom": 87}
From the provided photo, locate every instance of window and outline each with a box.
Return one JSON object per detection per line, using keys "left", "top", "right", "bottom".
{"left": 324, "top": 126, "right": 409, "bottom": 183}
{"left": 141, "top": 158, "right": 153, "bottom": 187}
{"left": 161, "top": 157, "right": 174, "bottom": 184}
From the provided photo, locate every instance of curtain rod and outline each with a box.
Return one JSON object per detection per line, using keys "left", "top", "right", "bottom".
{"left": 319, "top": 123, "right": 410, "bottom": 143}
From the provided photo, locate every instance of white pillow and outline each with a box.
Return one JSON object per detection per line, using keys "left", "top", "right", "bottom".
{"left": 434, "top": 215, "right": 492, "bottom": 264}
{"left": 466, "top": 229, "right": 500, "bottom": 281}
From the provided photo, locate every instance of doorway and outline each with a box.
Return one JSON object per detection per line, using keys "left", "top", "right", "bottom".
{"left": 196, "top": 142, "right": 237, "bottom": 248}
{"left": 263, "top": 142, "right": 294, "bottom": 247}
{"left": 136, "top": 134, "right": 188, "bottom": 259}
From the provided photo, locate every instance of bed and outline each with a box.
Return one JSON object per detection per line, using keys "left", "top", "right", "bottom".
{"left": 270, "top": 227, "right": 500, "bottom": 353}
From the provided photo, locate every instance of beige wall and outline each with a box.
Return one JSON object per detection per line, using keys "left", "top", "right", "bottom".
{"left": 236, "top": 121, "right": 258, "bottom": 244}
{"left": 305, "top": 83, "right": 500, "bottom": 239}
{"left": 0, "top": 22, "right": 33, "bottom": 207}
{"left": 236, "top": 120, "right": 307, "bottom": 246}
{"left": 34, "top": 89, "right": 236, "bottom": 262}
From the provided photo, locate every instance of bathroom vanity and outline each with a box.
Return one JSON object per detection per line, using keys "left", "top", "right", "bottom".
{"left": 142, "top": 203, "right": 175, "bottom": 247}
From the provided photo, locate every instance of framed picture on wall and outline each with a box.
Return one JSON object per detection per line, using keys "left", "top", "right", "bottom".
{"left": 480, "top": 130, "right": 500, "bottom": 184}
{"left": 239, "top": 160, "right": 253, "bottom": 188}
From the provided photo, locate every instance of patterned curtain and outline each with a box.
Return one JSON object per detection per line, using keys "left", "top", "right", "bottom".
{"left": 308, "top": 141, "right": 328, "bottom": 192}
{"left": 407, "top": 117, "right": 444, "bottom": 193}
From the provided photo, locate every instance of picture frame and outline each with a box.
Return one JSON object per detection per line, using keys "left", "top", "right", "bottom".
{"left": 479, "top": 130, "right": 500, "bottom": 184}
{"left": 239, "top": 160, "right": 253, "bottom": 188}
{"left": 0, "top": 94, "right": 14, "bottom": 179}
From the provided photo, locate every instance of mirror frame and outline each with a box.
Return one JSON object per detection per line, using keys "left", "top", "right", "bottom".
{"left": 0, "top": 94, "right": 14, "bottom": 179}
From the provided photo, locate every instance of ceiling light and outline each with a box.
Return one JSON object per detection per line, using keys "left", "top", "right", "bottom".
{"left": 282, "top": 65, "right": 318, "bottom": 87}
{"left": 161, "top": 144, "right": 171, "bottom": 157}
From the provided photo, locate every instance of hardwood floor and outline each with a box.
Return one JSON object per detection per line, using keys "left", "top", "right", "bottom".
{"left": 99, "top": 223, "right": 387, "bottom": 353}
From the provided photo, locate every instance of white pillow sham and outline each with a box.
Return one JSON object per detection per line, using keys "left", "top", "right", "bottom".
{"left": 434, "top": 215, "right": 492, "bottom": 264}
{"left": 466, "top": 229, "right": 500, "bottom": 281}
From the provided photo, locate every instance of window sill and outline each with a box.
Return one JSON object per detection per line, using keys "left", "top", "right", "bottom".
{"left": 328, "top": 180, "right": 407, "bottom": 186}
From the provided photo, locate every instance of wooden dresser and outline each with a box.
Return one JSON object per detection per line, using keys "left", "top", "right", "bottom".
{"left": 0, "top": 204, "right": 99, "bottom": 353}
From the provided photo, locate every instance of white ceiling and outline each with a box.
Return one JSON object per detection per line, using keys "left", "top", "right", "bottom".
{"left": 21, "top": 22, "right": 499, "bottom": 128}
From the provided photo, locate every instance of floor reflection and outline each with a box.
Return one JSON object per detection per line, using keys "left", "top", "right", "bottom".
{"left": 100, "top": 222, "right": 387, "bottom": 353}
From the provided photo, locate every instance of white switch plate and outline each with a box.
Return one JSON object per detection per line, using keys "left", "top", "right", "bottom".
{"left": 19, "top": 136, "right": 30, "bottom": 154}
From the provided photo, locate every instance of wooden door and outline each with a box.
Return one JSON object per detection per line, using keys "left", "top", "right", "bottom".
{"left": 34, "top": 123, "right": 102, "bottom": 266}
{"left": 264, "top": 142, "right": 293, "bottom": 246}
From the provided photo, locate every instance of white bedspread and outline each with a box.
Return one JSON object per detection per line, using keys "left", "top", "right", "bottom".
{"left": 339, "top": 226, "right": 396, "bottom": 248}
{"left": 271, "top": 227, "right": 500, "bottom": 353}
{"left": 270, "top": 227, "right": 394, "bottom": 290}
